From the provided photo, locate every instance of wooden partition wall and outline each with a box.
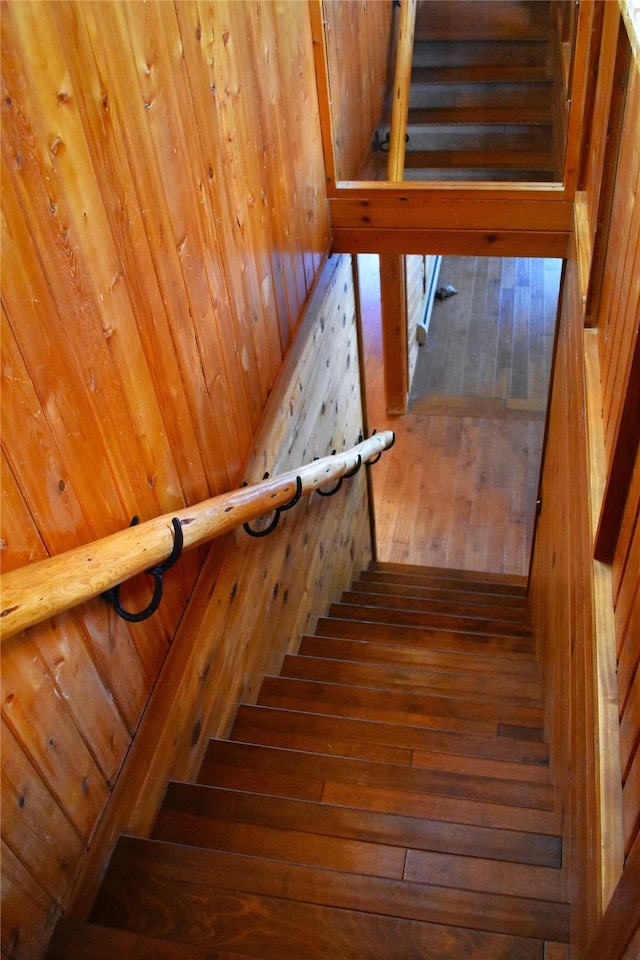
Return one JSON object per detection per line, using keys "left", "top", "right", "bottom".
{"left": 0, "top": 4, "right": 351, "bottom": 957}
{"left": 530, "top": 4, "right": 640, "bottom": 954}
{"left": 313, "top": 0, "right": 395, "bottom": 184}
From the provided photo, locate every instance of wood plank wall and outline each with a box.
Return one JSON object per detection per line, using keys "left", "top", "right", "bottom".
{"left": 530, "top": 5, "right": 640, "bottom": 954}
{"left": 0, "top": 3, "right": 339, "bottom": 957}
{"left": 318, "top": 0, "right": 395, "bottom": 183}
{"left": 67, "top": 252, "right": 374, "bottom": 926}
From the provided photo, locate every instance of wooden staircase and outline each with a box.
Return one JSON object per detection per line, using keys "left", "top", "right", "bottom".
{"left": 405, "top": 0, "right": 559, "bottom": 182}
{"left": 47, "top": 562, "right": 569, "bottom": 959}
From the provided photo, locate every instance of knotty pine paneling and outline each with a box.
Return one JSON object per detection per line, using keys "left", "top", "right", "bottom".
{"left": 320, "top": 0, "right": 395, "bottom": 182}
{"left": 67, "top": 253, "right": 374, "bottom": 924}
{"left": 596, "top": 59, "right": 640, "bottom": 470}
{"left": 530, "top": 242, "right": 599, "bottom": 954}
{"left": 531, "top": 26, "right": 640, "bottom": 955}
{"left": 1, "top": 3, "right": 331, "bottom": 957}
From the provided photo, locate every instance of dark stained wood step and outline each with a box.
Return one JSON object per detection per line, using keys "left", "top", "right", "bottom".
{"left": 279, "top": 653, "right": 542, "bottom": 703}
{"left": 367, "top": 561, "right": 529, "bottom": 594}
{"left": 406, "top": 168, "right": 556, "bottom": 183}
{"left": 404, "top": 849, "right": 562, "bottom": 901}
{"left": 352, "top": 576, "right": 530, "bottom": 609}
{"left": 91, "top": 837, "right": 570, "bottom": 944}
{"left": 321, "top": 779, "right": 556, "bottom": 835}
{"left": 412, "top": 39, "right": 549, "bottom": 69}
{"left": 156, "top": 802, "right": 407, "bottom": 879}
{"left": 257, "top": 675, "right": 545, "bottom": 733}
{"left": 232, "top": 704, "right": 550, "bottom": 765}
{"left": 319, "top": 614, "right": 535, "bottom": 655}
{"left": 408, "top": 106, "right": 551, "bottom": 126}
{"left": 409, "top": 80, "right": 553, "bottom": 111}
{"left": 411, "top": 65, "right": 551, "bottom": 86}
{"left": 45, "top": 920, "right": 256, "bottom": 959}
{"left": 156, "top": 782, "right": 562, "bottom": 867}
{"left": 415, "top": 2, "right": 550, "bottom": 42}
{"left": 339, "top": 589, "right": 532, "bottom": 627}
{"left": 198, "top": 741, "right": 554, "bottom": 811}
{"left": 298, "top": 634, "right": 540, "bottom": 679}
{"left": 327, "top": 601, "right": 533, "bottom": 638}
{"left": 404, "top": 149, "right": 555, "bottom": 172}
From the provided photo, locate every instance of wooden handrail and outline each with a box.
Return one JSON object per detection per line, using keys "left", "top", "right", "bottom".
{"left": 0, "top": 432, "right": 394, "bottom": 641}
{"left": 387, "top": 0, "right": 417, "bottom": 182}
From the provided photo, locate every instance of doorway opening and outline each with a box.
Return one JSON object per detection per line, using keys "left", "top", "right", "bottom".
{"left": 358, "top": 253, "right": 562, "bottom": 577}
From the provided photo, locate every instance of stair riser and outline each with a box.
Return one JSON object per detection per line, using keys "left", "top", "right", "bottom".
{"left": 409, "top": 83, "right": 552, "bottom": 111}
{"left": 413, "top": 41, "right": 548, "bottom": 69}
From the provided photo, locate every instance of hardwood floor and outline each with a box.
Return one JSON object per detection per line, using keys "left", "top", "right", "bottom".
{"left": 359, "top": 254, "right": 562, "bottom": 576}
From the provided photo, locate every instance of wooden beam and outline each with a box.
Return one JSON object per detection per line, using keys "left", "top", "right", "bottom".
{"left": 330, "top": 196, "right": 573, "bottom": 232}
{"left": 379, "top": 254, "right": 408, "bottom": 415}
{"left": 332, "top": 228, "right": 571, "bottom": 258}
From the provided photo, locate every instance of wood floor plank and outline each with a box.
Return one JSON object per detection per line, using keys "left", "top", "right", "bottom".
{"left": 322, "top": 781, "right": 557, "bottom": 834}
{"left": 158, "top": 783, "right": 563, "bottom": 867}
{"left": 198, "top": 741, "right": 555, "bottom": 811}
{"left": 257, "top": 676, "right": 544, "bottom": 731}
{"left": 367, "top": 562, "right": 529, "bottom": 590}
{"left": 298, "top": 634, "right": 541, "bottom": 679}
{"left": 46, "top": 921, "right": 257, "bottom": 960}
{"left": 340, "top": 589, "right": 531, "bottom": 625}
{"left": 328, "top": 602, "right": 534, "bottom": 638}
{"left": 280, "top": 653, "right": 542, "bottom": 702}
{"left": 349, "top": 578, "right": 531, "bottom": 614}
{"left": 257, "top": 677, "right": 502, "bottom": 737}
{"left": 230, "top": 715, "right": 549, "bottom": 782}
{"left": 404, "top": 849, "right": 564, "bottom": 901}
{"left": 152, "top": 811, "right": 407, "bottom": 879}
{"left": 315, "top": 617, "right": 536, "bottom": 659}
{"left": 92, "top": 837, "right": 570, "bottom": 942}
{"left": 232, "top": 705, "right": 550, "bottom": 765}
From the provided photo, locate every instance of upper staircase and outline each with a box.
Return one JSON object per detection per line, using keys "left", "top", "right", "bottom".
{"left": 47, "top": 562, "right": 570, "bottom": 959}
{"left": 404, "top": 0, "right": 559, "bottom": 182}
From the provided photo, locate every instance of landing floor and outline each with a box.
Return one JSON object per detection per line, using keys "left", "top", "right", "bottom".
{"left": 359, "top": 254, "right": 562, "bottom": 576}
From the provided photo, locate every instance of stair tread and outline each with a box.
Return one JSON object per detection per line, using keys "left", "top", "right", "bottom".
{"left": 231, "top": 705, "right": 550, "bottom": 767}
{"left": 92, "top": 837, "right": 570, "bottom": 942}
{"left": 367, "top": 561, "right": 529, "bottom": 592}
{"left": 230, "top": 709, "right": 550, "bottom": 783}
{"left": 158, "top": 783, "right": 562, "bottom": 866}
{"left": 414, "top": 2, "right": 550, "bottom": 42}
{"left": 280, "top": 653, "right": 542, "bottom": 703}
{"left": 64, "top": 558, "right": 566, "bottom": 957}
{"left": 408, "top": 106, "right": 551, "bottom": 125}
{"left": 412, "top": 39, "right": 548, "bottom": 69}
{"left": 411, "top": 65, "right": 551, "bottom": 85}
{"left": 257, "top": 675, "right": 544, "bottom": 731}
{"left": 340, "top": 589, "right": 531, "bottom": 625}
{"left": 350, "top": 577, "right": 531, "bottom": 613}
{"left": 298, "top": 634, "right": 540, "bottom": 678}
{"left": 198, "top": 740, "right": 554, "bottom": 811}
{"left": 317, "top": 616, "right": 536, "bottom": 659}
{"left": 404, "top": 150, "right": 555, "bottom": 171}
{"left": 326, "top": 602, "right": 533, "bottom": 637}
{"left": 45, "top": 920, "right": 254, "bottom": 959}
{"left": 409, "top": 82, "right": 553, "bottom": 111}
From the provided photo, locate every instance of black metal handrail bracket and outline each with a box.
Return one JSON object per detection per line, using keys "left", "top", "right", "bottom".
{"left": 101, "top": 516, "right": 184, "bottom": 623}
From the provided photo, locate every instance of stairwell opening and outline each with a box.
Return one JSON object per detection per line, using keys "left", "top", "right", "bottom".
{"left": 357, "top": 253, "right": 562, "bottom": 577}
